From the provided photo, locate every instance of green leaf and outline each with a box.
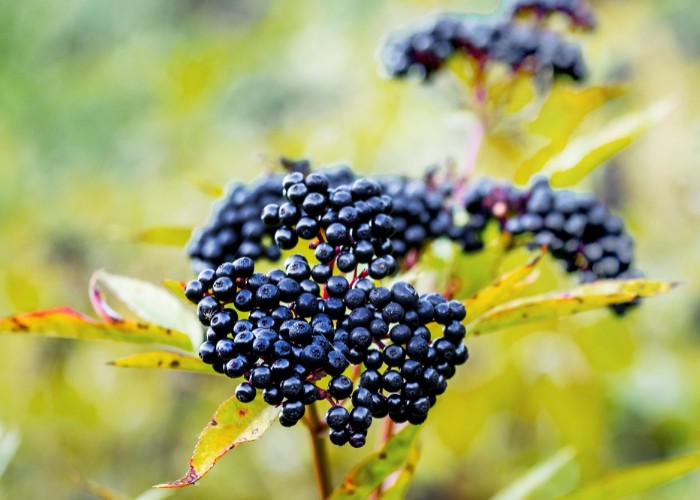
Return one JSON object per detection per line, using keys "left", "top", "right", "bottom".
{"left": 136, "top": 226, "right": 193, "bottom": 247}
{"left": 562, "top": 451, "right": 700, "bottom": 500}
{"left": 545, "top": 101, "right": 673, "bottom": 187}
{"left": 466, "top": 279, "right": 679, "bottom": 336}
{"left": 93, "top": 271, "right": 200, "bottom": 351}
{"left": 464, "top": 249, "right": 544, "bottom": 319}
{"left": 110, "top": 351, "right": 215, "bottom": 374}
{"left": 491, "top": 447, "right": 576, "bottom": 500}
{"left": 155, "top": 397, "right": 279, "bottom": 488}
{"left": 0, "top": 307, "right": 193, "bottom": 350}
{"left": 379, "top": 444, "right": 421, "bottom": 500}
{"left": 330, "top": 425, "right": 421, "bottom": 499}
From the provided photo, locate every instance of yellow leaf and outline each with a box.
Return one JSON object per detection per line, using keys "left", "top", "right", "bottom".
{"left": 155, "top": 397, "right": 279, "bottom": 488}
{"left": 514, "top": 84, "right": 626, "bottom": 184}
{"left": 491, "top": 447, "right": 576, "bottom": 500}
{"left": 464, "top": 249, "right": 545, "bottom": 319}
{"left": 330, "top": 426, "right": 421, "bottom": 499}
{"left": 0, "top": 307, "right": 193, "bottom": 350}
{"left": 380, "top": 443, "right": 421, "bottom": 500}
{"left": 93, "top": 271, "right": 200, "bottom": 350}
{"left": 136, "top": 226, "right": 193, "bottom": 247}
{"left": 467, "top": 279, "right": 680, "bottom": 336}
{"left": 562, "top": 451, "right": 700, "bottom": 500}
{"left": 546, "top": 101, "right": 673, "bottom": 187}
{"left": 110, "top": 351, "right": 214, "bottom": 374}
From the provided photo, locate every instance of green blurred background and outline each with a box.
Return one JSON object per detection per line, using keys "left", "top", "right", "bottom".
{"left": 1, "top": 0, "right": 699, "bottom": 498}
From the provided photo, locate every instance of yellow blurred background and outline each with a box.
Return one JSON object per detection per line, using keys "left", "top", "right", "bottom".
{"left": 1, "top": 0, "right": 699, "bottom": 498}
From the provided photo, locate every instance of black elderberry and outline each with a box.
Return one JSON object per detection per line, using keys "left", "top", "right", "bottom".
{"left": 235, "top": 382, "right": 257, "bottom": 403}
{"left": 197, "top": 296, "right": 220, "bottom": 326}
{"left": 329, "top": 428, "right": 350, "bottom": 446}
{"left": 350, "top": 406, "right": 373, "bottom": 432}
{"left": 383, "top": 344, "right": 406, "bottom": 367}
{"left": 351, "top": 387, "right": 374, "bottom": 408}
{"left": 326, "top": 407, "right": 350, "bottom": 430}
{"left": 184, "top": 280, "right": 204, "bottom": 303}
{"left": 281, "top": 400, "right": 306, "bottom": 422}
{"left": 329, "top": 375, "right": 354, "bottom": 400}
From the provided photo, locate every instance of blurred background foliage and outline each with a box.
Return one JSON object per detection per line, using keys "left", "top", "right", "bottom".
{"left": 1, "top": 0, "right": 699, "bottom": 498}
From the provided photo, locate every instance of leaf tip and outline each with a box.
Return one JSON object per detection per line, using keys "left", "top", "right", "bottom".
{"left": 153, "top": 467, "right": 200, "bottom": 489}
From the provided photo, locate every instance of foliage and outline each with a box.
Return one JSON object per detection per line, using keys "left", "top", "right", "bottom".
{"left": 0, "top": 0, "right": 697, "bottom": 499}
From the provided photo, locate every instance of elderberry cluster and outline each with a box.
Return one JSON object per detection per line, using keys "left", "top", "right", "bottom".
{"left": 185, "top": 253, "right": 469, "bottom": 447}
{"left": 463, "top": 178, "right": 641, "bottom": 312}
{"left": 378, "top": 175, "right": 456, "bottom": 259}
{"left": 187, "top": 175, "right": 283, "bottom": 274}
{"left": 508, "top": 0, "right": 596, "bottom": 31}
{"left": 381, "top": 12, "right": 586, "bottom": 82}
{"left": 262, "top": 172, "right": 398, "bottom": 280}
{"left": 187, "top": 166, "right": 356, "bottom": 274}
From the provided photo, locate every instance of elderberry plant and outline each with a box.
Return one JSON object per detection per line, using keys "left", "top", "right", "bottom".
{"left": 0, "top": 0, "right": 681, "bottom": 498}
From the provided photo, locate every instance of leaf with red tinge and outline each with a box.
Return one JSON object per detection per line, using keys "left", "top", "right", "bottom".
{"left": 110, "top": 351, "right": 215, "bottom": 374}
{"left": 136, "top": 226, "right": 193, "bottom": 247}
{"left": 0, "top": 307, "right": 193, "bottom": 350}
{"left": 466, "top": 279, "right": 680, "bottom": 336}
{"left": 155, "top": 396, "right": 279, "bottom": 488}
{"left": 92, "top": 271, "right": 200, "bottom": 350}
{"left": 463, "top": 249, "right": 545, "bottom": 318}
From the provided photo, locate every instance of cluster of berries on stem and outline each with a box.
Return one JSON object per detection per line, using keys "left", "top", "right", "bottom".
{"left": 185, "top": 171, "right": 471, "bottom": 448}
{"left": 380, "top": 2, "right": 590, "bottom": 83}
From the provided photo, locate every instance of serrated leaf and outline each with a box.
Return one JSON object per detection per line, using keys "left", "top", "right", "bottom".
{"left": 155, "top": 397, "right": 279, "bottom": 488}
{"left": 562, "top": 451, "right": 700, "bottom": 500}
{"left": 330, "top": 425, "right": 421, "bottom": 499}
{"left": 545, "top": 101, "right": 673, "bottom": 187}
{"left": 136, "top": 226, "right": 193, "bottom": 247}
{"left": 93, "top": 271, "right": 200, "bottom": 351}
{"left": 463, "top": 249, "right": 545, "bottom": 318}
{"left": 466, "top": 279, "right": 679, "bottom": 336}
{"left": 379, "top": 443, "right": 421, "bottom": 500}
{"left": 0, "top": 307, "right": 193, "bottom": 350}
{"left": 110, "top": 351, "right": 214, "bottom": 374}
{"left": 514, "top": 84, "right": 625, "bottom": 184}
{"left": 491, "top": 447, "right": 576, "bottom": 500}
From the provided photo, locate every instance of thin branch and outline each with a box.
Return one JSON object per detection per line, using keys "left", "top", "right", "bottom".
{"left": 304, "top": 403, "right": 332, "bottom": 499}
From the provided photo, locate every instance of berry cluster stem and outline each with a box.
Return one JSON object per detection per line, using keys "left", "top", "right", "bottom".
{"left": 304, "top": 402, "right": 332, "bottom": 499}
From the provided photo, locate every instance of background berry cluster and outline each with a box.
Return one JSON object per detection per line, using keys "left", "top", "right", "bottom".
{"left": 380, "top": 0, "right": 592, "bottom": 82}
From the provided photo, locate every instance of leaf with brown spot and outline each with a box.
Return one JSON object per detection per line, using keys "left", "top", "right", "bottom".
{"left": 463, "top": 249, "right": 545, "bottom": 318}
{"left": 155, "top": 396, "right": 279, "bottom": 488}
{"left": 110, "top": 351, "right": 215, "bottom": 374}
{"left": 466, "top": 279, "right": 680, "bottom": 336}
{"left": 330, "top": 425, "right": 421, "bottom": 500}
{"left": 136, "top": 226, "right": 193, "bottom": 247}
{"left": 0, "top": 307, "right": 192, "bottom": 350}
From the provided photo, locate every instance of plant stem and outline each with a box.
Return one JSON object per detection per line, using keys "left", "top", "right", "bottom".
{"left": 305, "top": 402, "right": 332, "bottom": 499}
